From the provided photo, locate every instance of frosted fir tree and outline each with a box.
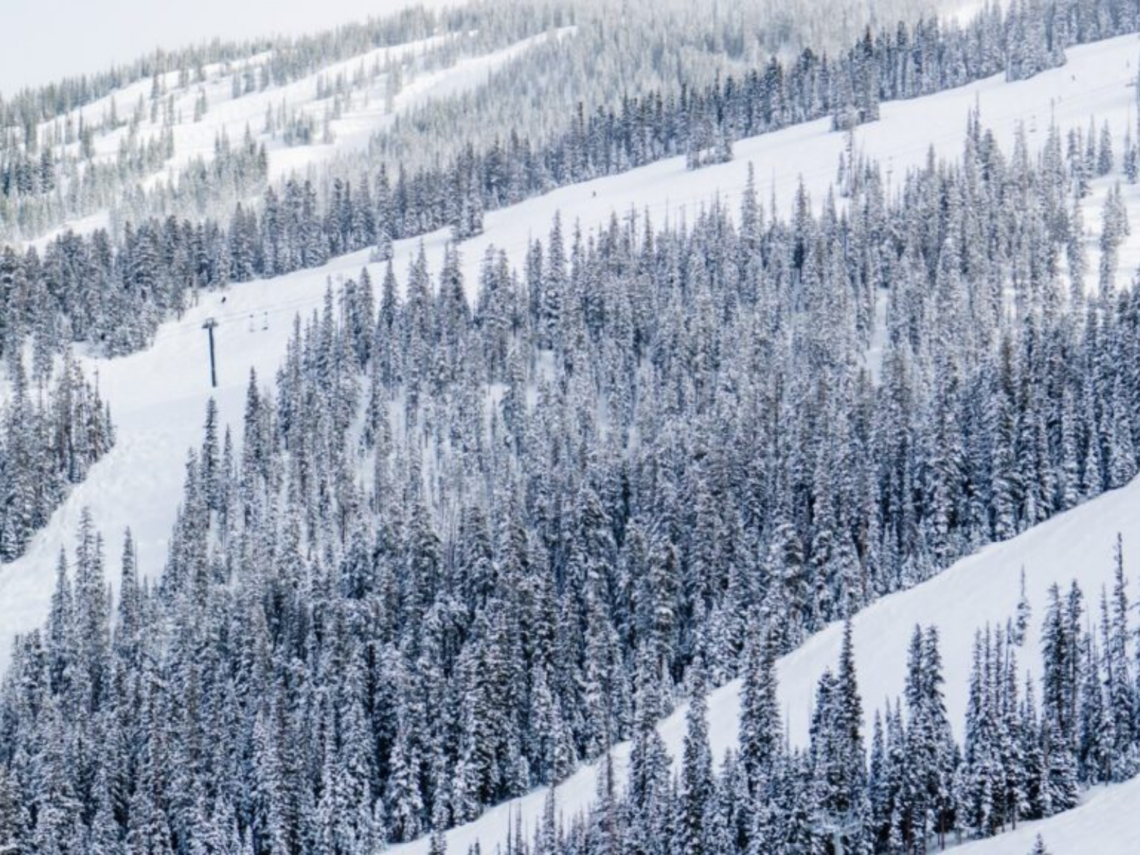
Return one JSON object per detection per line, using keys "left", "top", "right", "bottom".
{"left": 679, "top": 654, "right": 714, "bottom": 855}
{"left": 1014, "top": 567, "right": 1032, "bottom": 646}
{"left": 1098, "top": 120, "right": 1115, "bottom": 176}
{"left": 1098, "top": 183, "right": 1129, "bottom": 295}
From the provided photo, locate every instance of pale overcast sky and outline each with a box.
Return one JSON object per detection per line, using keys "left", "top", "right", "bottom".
{"left": 1, "top": 0, "right": 460, "bottom": 96}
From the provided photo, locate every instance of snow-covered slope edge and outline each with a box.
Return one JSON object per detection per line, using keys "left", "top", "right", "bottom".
{"left": 389, "top": 476, "right": 1140, "bottom": 855}
{"left": 953, "top": 774, "right": 1140, "bottom": 854}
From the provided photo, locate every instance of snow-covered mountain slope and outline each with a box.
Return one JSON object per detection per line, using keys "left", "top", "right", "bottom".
{"left": 780, "top": 481, "right": 1140, "bottom": 750}
{"left": 0, "top": 0, "right": 465, "bottom": 95}
{"left": 266, "top": 27, "right": 575, "bottom": 182}
{"left": 3, "top": 24, "right": 1140, "bottom": 690}
{"left": 380, "top": 475, "right": 1140, "bottom": 855}
{"left": 952, "top": 775, "right": 1140, "bottom": 854}
{"left": 2, "top": 29, "right": 1140, "bottom": 854}
{"left": 24, "top": 25, "right": 574, "bottom": 247}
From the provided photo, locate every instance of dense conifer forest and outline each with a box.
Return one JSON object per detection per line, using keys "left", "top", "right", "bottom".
{"left": 4, "top": 0, "right": 1140, "bottom": 852}
{"left": 0, "top": 355, "right": 114, "bottom": 562}
{"left": 3, "top": 101, "right": 1140, "bottom": 849}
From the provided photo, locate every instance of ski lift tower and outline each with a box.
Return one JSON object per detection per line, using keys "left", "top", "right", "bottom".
{"left": 202, "top": 317, "right": 218, "bottom": 388}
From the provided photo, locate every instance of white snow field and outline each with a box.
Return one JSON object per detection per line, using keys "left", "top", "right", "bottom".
{"left": 4, "top": 28, "right": 1140, "bottom": 855}
{"left": 949, "top": 774, "right": 1140, "bottom": 854}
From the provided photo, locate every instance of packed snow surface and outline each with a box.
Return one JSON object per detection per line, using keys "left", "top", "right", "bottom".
{"left": 951, "top": 773, "right": 1140, "bottom": 854}
{"left": 4, "top": 28, "right": 1140, "bottom": 855}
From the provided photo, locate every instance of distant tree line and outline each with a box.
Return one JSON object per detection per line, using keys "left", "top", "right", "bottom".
{"left": 3, "top": 0, "right": 1137, "bottom": 275}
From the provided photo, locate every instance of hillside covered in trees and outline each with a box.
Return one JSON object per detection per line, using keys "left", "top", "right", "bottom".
{"left": 3, "top": 1, "right": 1140, "bottom": 854}
{"left": 3, "top": 99, "right": 1140, "bottom": 850}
